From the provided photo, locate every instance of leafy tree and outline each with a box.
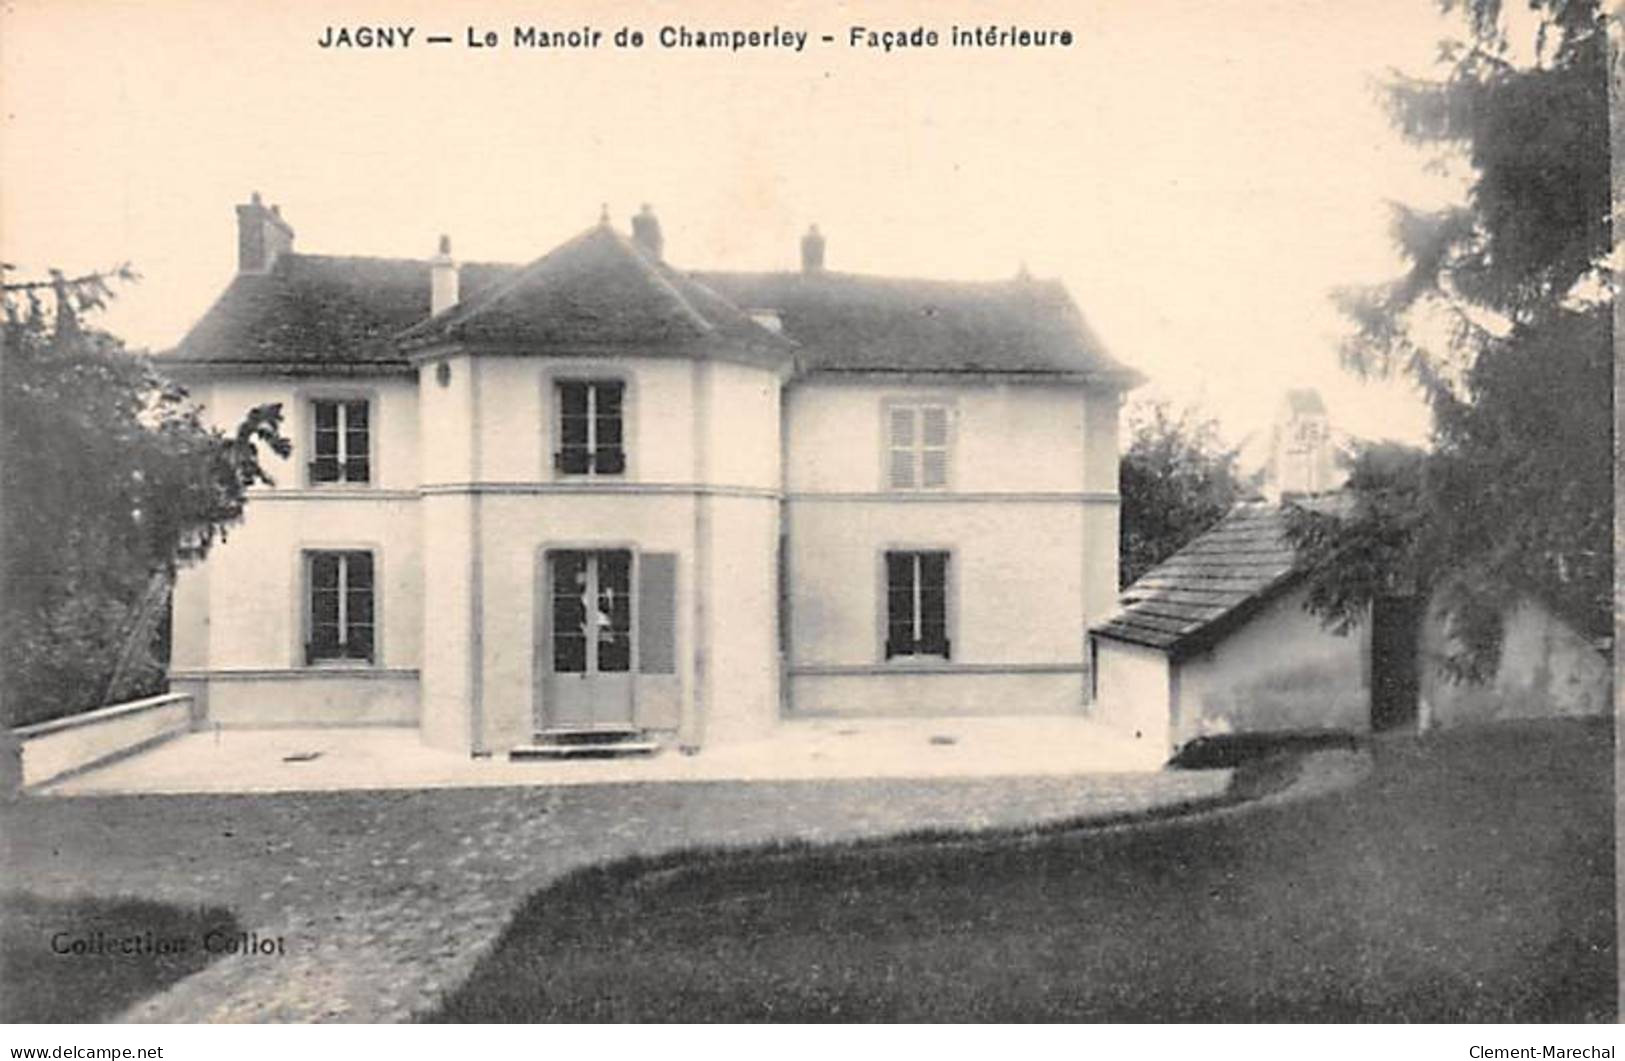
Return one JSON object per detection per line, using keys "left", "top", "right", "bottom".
{"left": 1288, "top": 0, "right": 1611, "bottom": 679}
{"left": 1119, "top": 401, "right": 1253, "bottom": 586}
{"left": 1, "top": 269, "right": 289, "bottom": 727}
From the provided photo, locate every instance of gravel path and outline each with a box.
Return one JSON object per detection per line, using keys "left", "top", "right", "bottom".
{"left": 1, "top": 771, "right": 1228, "bottom": 1023}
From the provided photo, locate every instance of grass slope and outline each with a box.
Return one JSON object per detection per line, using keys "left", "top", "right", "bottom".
{"left": 430, "top": 719, "right": 1614, "bottom": 1022}
{"left": 0, "top": 894, "right": 240, "bottom": 1022}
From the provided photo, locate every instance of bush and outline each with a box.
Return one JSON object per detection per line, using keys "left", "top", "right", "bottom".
{"left": 1169, "top": 729, "right": 1360, "bottom": 770}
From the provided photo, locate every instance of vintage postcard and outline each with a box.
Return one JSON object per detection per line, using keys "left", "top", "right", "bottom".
{"left": 0, "top": 0, "right": 1614, "bottom": 1041}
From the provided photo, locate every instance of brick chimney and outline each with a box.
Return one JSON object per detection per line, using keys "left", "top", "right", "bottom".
{"left": 631, "top": 204, "right": 663, "bottom": 260}
{"left": 235, "top": 192, "right": 295, "bottom": 273}
{"left": 430, "top": 234, "right": 458, "bottom": 316}
{"left": 801, "top": 224, "right": 825, "bottom": 273}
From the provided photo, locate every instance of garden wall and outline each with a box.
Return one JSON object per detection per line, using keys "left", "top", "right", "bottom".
{"left": 10, "top": 691, "right": 195, "bottom": 790}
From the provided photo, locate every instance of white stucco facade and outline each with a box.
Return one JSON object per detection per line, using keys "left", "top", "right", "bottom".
{"left": 170, "top": 376, "right": 424, "bottom": 729}
{"left": 783, "top": 378, "right": 1119, "bottom": 717}
{"left": 170, "top": 359, "right": 1124, "bottom": 752}
{"left": 1168, "top": 584, "right": 1370, "bottom": 747}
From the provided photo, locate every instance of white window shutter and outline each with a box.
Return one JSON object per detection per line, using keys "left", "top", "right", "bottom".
{"left": 889, "top": 449, "right": 916, "bottom": 489}
{"left": 921, "top": 448, "right": 948, "bottom": 488}
{"left": 889, "top": 406, "right": 916, "bottom": 447}
{"left": 888, "top": 406, "right": 917, "bottom": 488}
{"left": 920, "top": 406, "right": 949, "bottom": 488}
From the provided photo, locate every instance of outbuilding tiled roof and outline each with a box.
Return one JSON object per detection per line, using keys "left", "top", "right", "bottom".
{"left": 396, "top": 224, "right": 795, "bottom": 370}
{"left": 168, "top": 254, "right": 513, "bottom": 369}
{"left": 1091, "top": 502, "right": 1302, "bottom": 658}
{"left": 693, "top": 270, "right": 1142, "bottom": 384}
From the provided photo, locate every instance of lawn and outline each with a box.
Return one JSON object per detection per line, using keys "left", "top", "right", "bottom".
{"left": 0, "top": 894, "right": 240, "bottom": 1023}
{"left": 430, "top": 719, "right": 1615, "bottom": 1022}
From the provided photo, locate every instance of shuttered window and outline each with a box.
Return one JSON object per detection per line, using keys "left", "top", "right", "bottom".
{"left": 310, "top": 399, "right": 370, "bottom": 484}
{"left": 306, "top": 550, "right": 375, "bottom": 663}
{"left": 886, "top": 403, "right": 951, "bottom": 490}
{"left": 884, "top": 550, "right": 950, "bottom": 659}
{"left": 556, "top": 380, "right": 626, "bottom": 476}
{"left": 638, "top": 552, "right": 677, "bottom": 674}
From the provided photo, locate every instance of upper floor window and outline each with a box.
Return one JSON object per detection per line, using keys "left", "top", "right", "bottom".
{"left": 886, "top": 402, "right": 950, "bottom": 490}
{"left": 555, "top": 379, "right": 625, "bottom": 476}
{"left": 305, "top": 550, "right": 374, "bottom": 664}
{"left": 885, "top": 550, "right": 950, "bottom": 660}
{"left": 309, "top": 399, "right": 370, "bottom": 484}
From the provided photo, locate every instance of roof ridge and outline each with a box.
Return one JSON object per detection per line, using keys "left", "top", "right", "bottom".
{"left": 692, "top": 267, "right": 1058, "bottom": 291}
{"left": 605, "top": 228, "right": 716, "bottom": 336}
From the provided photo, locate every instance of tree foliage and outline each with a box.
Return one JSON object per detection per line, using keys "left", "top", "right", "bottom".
{"left": 1119, "top": 401, "right": 1252, "bottom": 587}
{"left": 1289, "top": 0, "right": 1611, "bottom": 678}
{"left": 1, "top": 271, "right": 288, "bottom": 726}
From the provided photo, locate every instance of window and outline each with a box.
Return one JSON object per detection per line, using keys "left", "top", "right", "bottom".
{"left": 555, "top": 380, "right": 625, "bottom": 476}
{"left": 886, "top": 403, "right": 950, "bottom": 490}
{"left": 305, "top": 550, "right": 375, "bottom": 664}
{"left": 309, "top": 399, "right": 370, "bottom": 484}
{"left": 885, "top": 550, "right": 950, "bottom": 659}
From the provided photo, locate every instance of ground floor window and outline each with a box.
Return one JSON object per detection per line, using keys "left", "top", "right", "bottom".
{"left": 305, "top": 550, "right": 375, "bottom": 663}
{"left": 885, "top": 550, "right": 950, "bottom": 659}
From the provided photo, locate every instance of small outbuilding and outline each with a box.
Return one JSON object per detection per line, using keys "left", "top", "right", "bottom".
{"left": 1089, "top": 502, "right": 1376, "bottom": 756}
{"left": 1089, "top": 501, "right": 1611, "bottom": 758}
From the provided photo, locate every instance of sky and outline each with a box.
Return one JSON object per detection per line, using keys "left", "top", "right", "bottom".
{"left": 0, "top": 0, "right": 1467, "bottom": 454}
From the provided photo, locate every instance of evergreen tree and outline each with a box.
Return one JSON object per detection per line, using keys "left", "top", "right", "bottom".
{"left": 1, "top": 270, "right": 289, "bottom": 725}
{"left": 1288, "top": 0, "right": 1611, "bottom": 679}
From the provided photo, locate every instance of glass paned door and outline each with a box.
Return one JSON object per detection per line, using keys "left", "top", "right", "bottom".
{"left": 541, "top": 549, "right": 635, "bottom": 729}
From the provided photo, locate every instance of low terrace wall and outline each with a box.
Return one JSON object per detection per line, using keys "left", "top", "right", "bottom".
{"left": 11, "top": 692, "right": 195, "bottom": 790}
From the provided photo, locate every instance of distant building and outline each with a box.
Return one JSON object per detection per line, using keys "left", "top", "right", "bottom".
{"left": 160, "top": 195, "right": 1143, "bottom": 757}
{"left": 1263, "top": 387, "right": 1345, "bottom": 501}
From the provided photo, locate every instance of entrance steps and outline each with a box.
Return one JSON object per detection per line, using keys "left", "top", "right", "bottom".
{"left": 509, "top": 725, "right": 660, "bottom": 761}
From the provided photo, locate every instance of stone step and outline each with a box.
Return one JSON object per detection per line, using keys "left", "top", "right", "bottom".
{"left": 533, "top": 724, "right": 646, "bottom": 746}
{"left": 508, "top": 739, "right": 660, "bottom": 761}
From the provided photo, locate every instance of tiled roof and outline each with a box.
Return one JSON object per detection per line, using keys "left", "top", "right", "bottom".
{"left": 163, "top": 221, "right": 1142, "bottom": 384}
{"left": 167, "top": 254, "right": 512, "bottom": 368}
{"left": 397, "top": 225, "right": 795, "bottom": 369}
{"left": 693, "top": 270, "right": 1142, "bottom": 384}
{"left": 1091, "top": 502, "right": 1302, "bottom": 657}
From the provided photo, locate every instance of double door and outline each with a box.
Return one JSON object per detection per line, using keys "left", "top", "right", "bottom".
{"left": 542, "top": 549, "right": 633, "bottom": 728}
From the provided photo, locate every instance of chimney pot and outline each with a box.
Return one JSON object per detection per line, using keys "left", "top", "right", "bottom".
{"left": 430, "top": 234, "right": 458, "bottom": 316}
{"left": 801, "top": 224, "right": 825, "bottom": 273}
{"left": 235, "top": 193, "right": 295, "bottom": 274}
{"left": 631, "top": 204, "right": 664, "bottom": 261}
